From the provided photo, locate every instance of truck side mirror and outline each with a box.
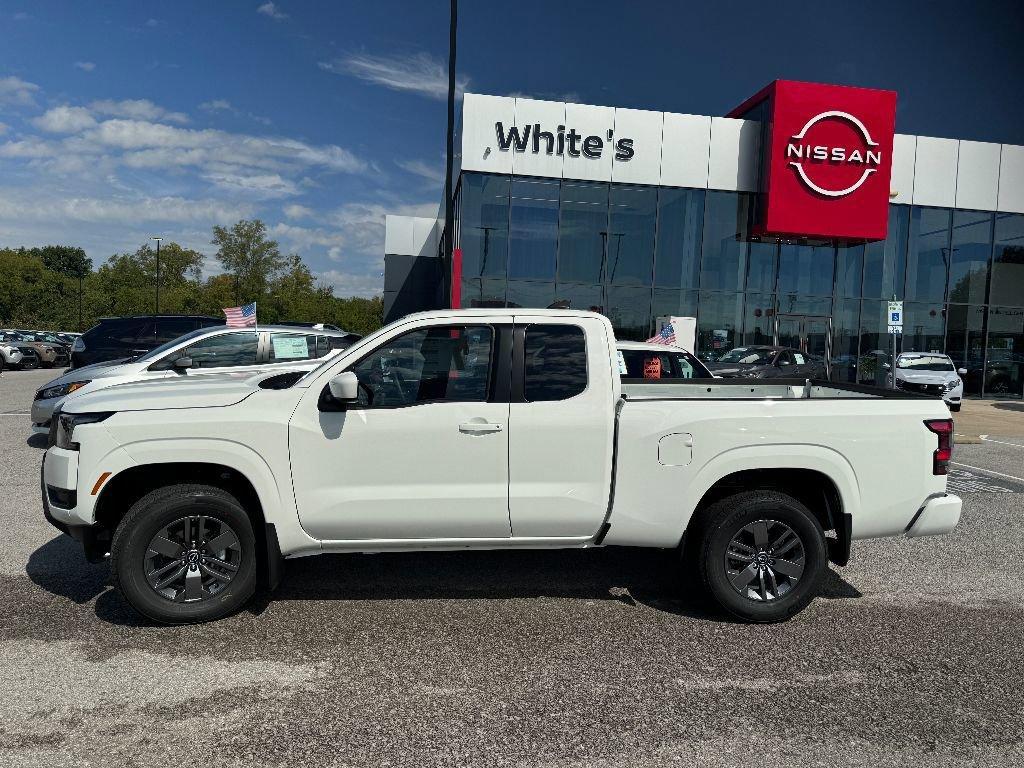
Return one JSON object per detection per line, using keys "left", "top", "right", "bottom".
{"left": 173, "top": 356, "right": 193, "bottom": 370}
{"left": 328, "top": 371, "right": 359, "bottom": 402}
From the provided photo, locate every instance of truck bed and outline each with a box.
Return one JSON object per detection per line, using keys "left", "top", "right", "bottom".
{"left": 620, "top": 377, "right": 936, "bottom": 401}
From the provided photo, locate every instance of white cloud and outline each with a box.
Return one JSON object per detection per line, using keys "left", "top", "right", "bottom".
{"left": 284, "top": 203, "right": 313, "bottom": 219}
{"left": 0, "top": 137, "right": 57, "bottom": 158}
{"left": 317, "top": 268, "right": 383, "bottom": 298}
{"left": 144, "top": 18, "right": 162, "bottom": 28}
{"left": 89, "top": 98, "right": 189, "bottom": 124}
{"left": 74, "top": 61, "right": 96, "bottom": 72}
{"left": 0, "top": 122, "right": 8, "bottom": 136}
{"left": 319, "top": 52, "right": 467, "bottom": 101}
{"left": 32, "top": 106, "right": 97, "bottom": 133}
{"left": 200, "top": 99, "right": 233, "bottom": 112}
{"left": 395, "top": 158, "right": 444, "bottom": 185}
{"left": 0, "top": 75, "right": 40, "bottom": 106}
{"left": 204, "top": 171, "right": 299, "bottom": 198}
{"left": 257, "top": 2, "right": 288, "bottom": 20}
{"left": 270, "top": 222, "right": 343, "bottom": 250}
{"left": 0, "top": 192, "right": 253, "bottom": 225}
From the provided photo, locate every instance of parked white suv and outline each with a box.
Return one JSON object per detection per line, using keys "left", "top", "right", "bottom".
{"left": 887, "top": 352, "right": 966, "bottom": 412}
{"left": 31, "top": 325, "right": 357, "bottom": 432}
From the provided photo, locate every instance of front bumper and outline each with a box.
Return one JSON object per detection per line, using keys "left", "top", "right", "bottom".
{"left": 906, "top": 494, "right": 963, "bottom": 538}
{"left": 31, "top": 396, "right": 60, "bottom": 432}
{"left": 40, "top": 458, "right": 108, "bottom": 562}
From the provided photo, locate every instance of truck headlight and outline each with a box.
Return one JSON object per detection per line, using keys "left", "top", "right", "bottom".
{"left": 55, "top": 411, "right": 113, "bottom": 450}
{"left": 38, "top": 380, "right": 91, "bottom": 400}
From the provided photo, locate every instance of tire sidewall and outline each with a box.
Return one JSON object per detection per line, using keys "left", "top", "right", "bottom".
{"left": 114, "top": 489, "right": 257, "bottom": 624}
{"left": 703, "top": 494, "right": 827, "bottom": 623}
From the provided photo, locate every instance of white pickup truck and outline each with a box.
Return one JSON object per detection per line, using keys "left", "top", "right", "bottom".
{"left": 41, "top": 309, "right": 962, "bottom": 625}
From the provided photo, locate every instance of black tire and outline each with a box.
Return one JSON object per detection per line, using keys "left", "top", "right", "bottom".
{"left": 694, "top": 490, "right": 827, "bottom": 623}
{"left": 111, "top": 484, "right": 257, "bottom": 624}
{"left": 949, "top": 404, "right": 961, "bottom": 413}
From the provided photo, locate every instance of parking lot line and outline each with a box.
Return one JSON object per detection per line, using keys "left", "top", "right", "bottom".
{"left": 978, "top": 435, "right": 1024, "bottom": 449}
{"left": 950, "top": 461, "right": 1024, "bottom": 484}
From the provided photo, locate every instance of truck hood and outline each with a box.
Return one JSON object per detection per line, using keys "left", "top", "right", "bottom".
{"left": 62, "top": 372, "right": 263, "bottom": 414}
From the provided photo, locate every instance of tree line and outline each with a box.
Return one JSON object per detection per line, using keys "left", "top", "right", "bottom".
{"left": 0, "top": 219, "right": 383, "bottom": 335}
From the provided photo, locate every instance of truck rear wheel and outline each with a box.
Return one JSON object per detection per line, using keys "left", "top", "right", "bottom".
{"left": 695, "top": 490, "right": 827, "bottom": 623}
{"left": 111, "top": 484, "right": 257, "bottom": 624}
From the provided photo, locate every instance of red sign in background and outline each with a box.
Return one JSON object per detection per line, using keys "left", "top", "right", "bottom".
{"left": 730, "top": 80, "right": 897, "bottom": 242}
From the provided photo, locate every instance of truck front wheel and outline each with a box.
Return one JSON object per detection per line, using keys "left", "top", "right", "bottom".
{"left": 111, "top": 484, "right": 257, "bottom": 624}
{"left": 695, "top": 490, "right": 827, "bottom": 623}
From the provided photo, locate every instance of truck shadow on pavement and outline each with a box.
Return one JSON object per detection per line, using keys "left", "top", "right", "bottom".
{"left": 27, "top": 535, "right": 862, "bottom": 627}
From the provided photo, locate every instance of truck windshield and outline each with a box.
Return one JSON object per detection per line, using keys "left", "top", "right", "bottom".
{"left": 897, "top": 355, "right": 955, "bottom": 371}
{"left": 717, "top": 347, "right": 775, "bottom": 365}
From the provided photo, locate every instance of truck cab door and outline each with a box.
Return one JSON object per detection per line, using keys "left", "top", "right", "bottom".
{"left": 507, "top": 317, "right": 615, "bottom": 538}
{"left": 289, "top": 322, "right": 513, "bottom": 542}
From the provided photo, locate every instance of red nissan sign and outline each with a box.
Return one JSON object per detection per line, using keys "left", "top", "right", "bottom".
{"left": 729, "top": 80, "right": 897, "bottom": 241}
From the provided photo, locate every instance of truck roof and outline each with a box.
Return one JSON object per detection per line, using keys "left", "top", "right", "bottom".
{"left": 400, "top": 308, "right": 608, "bottom": 322}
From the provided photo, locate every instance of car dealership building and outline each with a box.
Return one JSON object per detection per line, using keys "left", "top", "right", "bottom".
{"left": 383, "top": 81, "right": 1024, "bottom": 397}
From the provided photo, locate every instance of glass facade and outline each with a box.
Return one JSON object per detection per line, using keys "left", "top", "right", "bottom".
{"left": 455, "top": 171, "right": 1024, "bottom": 397}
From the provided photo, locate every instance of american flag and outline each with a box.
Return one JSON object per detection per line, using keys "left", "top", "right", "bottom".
{"left": 223, "top": 301, "right": 257, "bottom": 327}
{"left": 646, "top": 323, "right": 676, "bottom": 346}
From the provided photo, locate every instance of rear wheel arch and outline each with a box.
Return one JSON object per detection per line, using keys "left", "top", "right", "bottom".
{"left": 683, "top": 467, "right": 850, "bottom": 566}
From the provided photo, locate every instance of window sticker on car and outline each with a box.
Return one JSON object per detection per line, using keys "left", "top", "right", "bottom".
{"left": 616, "top": 350, "right": 627, "bottom": 375}
{"left": 643, "top": 357, "right": 662, "bottom": 379}
{"left": 793, "top": 353, "right": 806, "bottom": 364}
{"left": 272, "top": 336, "right": 309, "bottom": 359}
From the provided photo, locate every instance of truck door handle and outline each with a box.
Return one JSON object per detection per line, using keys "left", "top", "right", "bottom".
{"left": 459, "top": 421, "right": 503, "bottom": 434}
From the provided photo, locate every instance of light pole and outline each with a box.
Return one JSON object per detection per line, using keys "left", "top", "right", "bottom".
{"left": 150, "top": 237, "right": 162, "bottom": 314}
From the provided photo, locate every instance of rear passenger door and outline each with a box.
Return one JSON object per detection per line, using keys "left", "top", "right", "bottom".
{"left": 507, "top": 317, "right": 616, "bottom": 538}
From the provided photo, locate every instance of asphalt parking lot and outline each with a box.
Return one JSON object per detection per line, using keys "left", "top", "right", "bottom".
{"left": 2, "top": 368, "right": 1023, "bottom": 767}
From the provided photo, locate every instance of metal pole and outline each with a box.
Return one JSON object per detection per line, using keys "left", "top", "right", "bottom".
{"left": 151, "top": 236, "right": 162, "bottom": 314}
{"left": 78, "top": 273, "right": 83, "bottom": 331}
{"left": 442, "top": 0, "right": 458, "bottom": 291}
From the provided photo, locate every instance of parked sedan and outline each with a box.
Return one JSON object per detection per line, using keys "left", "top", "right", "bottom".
{"left": 887, "top": 352, "right": 965, "bottom": 412}
{"left": 706, "top": 346, "right": 827, "bottom": 379}
{"left": 31, "top": 325, "right": 357, "bottom": 432}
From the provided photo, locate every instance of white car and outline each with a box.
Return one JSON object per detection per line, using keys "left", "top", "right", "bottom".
{"left": 31, "top": 325, "right": 356, "bottom": 432}
{"left": 42, "top": 309, "right": 960, "bottom": 625}
{"left": 887, "top": 352, "right": 966, "bottom": 412}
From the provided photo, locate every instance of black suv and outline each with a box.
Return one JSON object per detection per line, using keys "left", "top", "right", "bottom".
{"left": 71, "top": 315, "right": 223, "bottom": 369}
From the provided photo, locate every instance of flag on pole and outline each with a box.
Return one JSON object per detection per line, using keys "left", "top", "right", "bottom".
{"left": 223, "top": 301, "right": 257, "bottom": 328}
{"left": 646, "top": 323, "right": 676, "bottom": 346}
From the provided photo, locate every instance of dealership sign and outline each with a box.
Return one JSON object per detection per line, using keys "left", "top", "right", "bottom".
{"left": 730, "top": 80, "right": 897, "bottom": 241}
{"left": 494, "top": 122, "right": 634, "bottom": 161}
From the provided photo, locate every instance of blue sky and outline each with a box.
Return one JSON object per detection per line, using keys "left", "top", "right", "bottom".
{"left": 1, "top": 0, "right": 1022, "bottom": 296}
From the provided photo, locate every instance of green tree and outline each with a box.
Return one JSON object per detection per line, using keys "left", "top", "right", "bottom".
{"left": 30, "top": 245, "right": 92, "bottom": 279}
{"left": 211, "top": 219, "right": 286, "bottom": 304}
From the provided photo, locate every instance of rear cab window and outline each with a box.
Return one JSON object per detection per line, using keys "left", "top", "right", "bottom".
{"left": 523, "top": 325, "right": 587, "bottom": 401}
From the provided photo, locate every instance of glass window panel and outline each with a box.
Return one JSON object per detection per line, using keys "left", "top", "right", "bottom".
{"left": 745, "top": 239, "right": 777, "bottom": 294}
{"left": 696, "top": 291, "right": 743, "bottom": 363}
{"left": 651, "top": 289, "right": 698, "bottom": 325}
{"left": 505, "top": 280, "right": 555, "bottom": 309}
{"left": 857, "top": 300, "right": 889, "bottom": 386}
{"left": 778, "top": 242, "right": 835, "bottom": 297}
{"left": 554, "top": 283, "right": 604, "bottom": 313}
{"left": 351, "top": 325, "right": 493, "bottom": 408}
{"left": 985, "top": 306, "right": 1024, "bottom": 398}
{"left": 947, "top": 210, "right": 993, "bottom": 305}
{"left": 605, "top": 286, "right": 652, "bottom": 340}
{"left": 991, "top": 213, "right": 1024, "bottom": 307}
{"left": 835, "top": 244, "right": 864, "bottom": 298}
{"left": 900, "top": 302, "right": 945, "bottom": 355}
{"left": 460, "top": 278, "right": 507, "bottom": 308}
{"left": 654, "top": 188, "right": 704, "bottom": 289}
{"left": 905, "top": 207, "right": 951, "bottom": 302}
{"left": 607, "top": 186, "right": 657, "bottom": 285}
{"left": 741, "top": 293, "right": 776, "bottom": 346}
{"left": 863, "top": 205, "right": 909, "bottom": 299}
{"left": 700, "top": 192, "right": 748, "bottom": 292}
{"left": 457, "top": 174, "right": 509, "bottom": 278}
{"left": 775, "top": 295, "right": 832, "bottom": 317}
{"left": 508, "top": 179, "right": 559, "bottom": 280}
{"left": 945, "top": 304, "right": 986, "bottom": 395}
{"left": 557, "top": 181, "right": 608, "bottom": 283}
{"left": 185, "top": 332, "right": 258, "bottom": 368}
{"left": 831, "top": 299, "right": 860, "bottom": 383}
{"left": 523, "top": 325, "right": 588, "bottom": 401}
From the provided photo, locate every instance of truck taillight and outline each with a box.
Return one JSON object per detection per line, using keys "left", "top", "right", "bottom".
{"left": 924, "top": 419, "right": 954, "bottom": 475}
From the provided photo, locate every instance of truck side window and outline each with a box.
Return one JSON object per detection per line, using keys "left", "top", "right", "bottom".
{"left": 184, "top": 332, "right": 258, "bottom": 368}
{"left": 350, "top": 325, "right": 493, "bottom": 408}
{"left": 523, "top": 325, "right": 587, "bottom": 401}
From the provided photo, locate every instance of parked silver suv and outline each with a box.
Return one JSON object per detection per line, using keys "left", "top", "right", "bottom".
{"left": 31, "top": 325, "right": 358, "bottom": 432}
{"left": 0, "top": 331, "right": 42, "bottom": 370}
